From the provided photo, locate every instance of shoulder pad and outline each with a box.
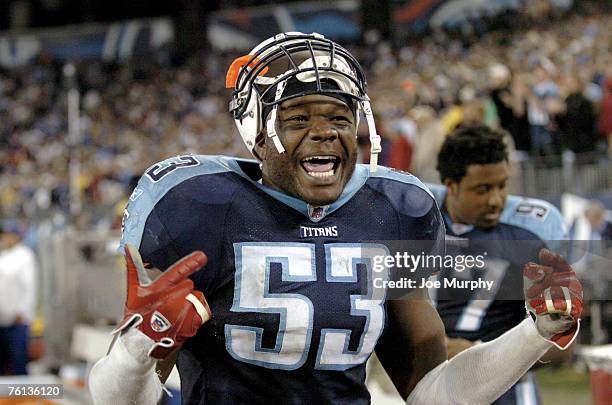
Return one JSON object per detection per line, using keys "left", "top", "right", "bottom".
{"left": 366, "top": 166, "right": 438, "bottom": 217}
{"left": 119, "top": 154, "right": 237, "bottom": 252}
{"left": 500, "top": 196, "right": 568, "bottom": 241}
{"left": 368, "top": 166, "right": 433, "bottom": 195}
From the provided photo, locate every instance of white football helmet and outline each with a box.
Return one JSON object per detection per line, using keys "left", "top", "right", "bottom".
{"left": 226, "top": 32, "right": 382, "bottom": 171}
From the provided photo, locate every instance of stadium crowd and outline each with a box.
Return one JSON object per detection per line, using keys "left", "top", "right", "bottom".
{"left": 0, "top": 9, "right": 610, "bottom": 231}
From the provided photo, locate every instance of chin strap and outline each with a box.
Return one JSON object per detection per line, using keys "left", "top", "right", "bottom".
{"left": 265, "top": 79, "right": 288, "bottom": 154}
{"left": 361, "top": 100, "right": 382, "bottom": 172}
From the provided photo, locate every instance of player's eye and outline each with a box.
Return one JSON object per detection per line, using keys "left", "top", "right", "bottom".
{"left": 286, "top": 115, "right": 308, "bottom": 122}
{"left": 474, "top": 186, "right": 490, "bottom": 195}
{"left": 330, "top": 116, "right": 353, "bottom": 128}
{"left": 282, "top": 115, "right": 309, "bottom": 130}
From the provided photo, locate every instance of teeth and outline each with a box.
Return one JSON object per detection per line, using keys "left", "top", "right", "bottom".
{"left": 308, "top": 170, "right": 334, "bottom": 178}
{"left": 302, "top": 155, "right": 336, "bottom": 162}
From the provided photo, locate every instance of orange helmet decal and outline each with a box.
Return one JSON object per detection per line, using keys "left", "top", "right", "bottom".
{"left": 225, "top": 55, "right": 269, "bottom": 89}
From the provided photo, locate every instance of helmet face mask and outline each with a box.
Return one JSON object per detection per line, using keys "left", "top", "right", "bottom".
{"left": 227, "top": 32, "right": 382, "bottom": 172}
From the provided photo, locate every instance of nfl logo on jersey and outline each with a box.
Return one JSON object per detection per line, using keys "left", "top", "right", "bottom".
{"left": 308, "top": 205, "right": 329, "bottom": 222}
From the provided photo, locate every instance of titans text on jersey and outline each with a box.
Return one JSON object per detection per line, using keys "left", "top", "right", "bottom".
{"left": 120, "top": 154, "right": 444, "bottom": 405}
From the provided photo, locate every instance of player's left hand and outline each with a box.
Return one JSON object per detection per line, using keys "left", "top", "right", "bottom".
{"left": 523, "top": 248, "right": 582, "bottom": 350}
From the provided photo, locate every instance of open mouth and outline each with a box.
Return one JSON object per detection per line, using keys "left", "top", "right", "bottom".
{"left": 300, "top": 155, "right": 341, "bottom": 178}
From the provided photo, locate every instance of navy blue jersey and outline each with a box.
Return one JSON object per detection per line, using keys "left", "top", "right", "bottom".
{"left": 120, "top": 155, "right": 444, "bottom": 405}
{"left": 426, "top": 183, "right": 567, "bottom": 342}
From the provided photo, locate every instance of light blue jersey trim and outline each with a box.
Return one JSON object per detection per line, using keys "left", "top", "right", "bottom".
{"left": 369, "top": 166, "right": 436, "bottom": 198}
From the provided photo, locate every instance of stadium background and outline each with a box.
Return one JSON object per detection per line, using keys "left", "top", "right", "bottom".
{"left": 0, "top": 0, "right": 610, "bottom": 403}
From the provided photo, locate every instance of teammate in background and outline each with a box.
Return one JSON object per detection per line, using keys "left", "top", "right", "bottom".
{"left": 428, "top": 126, "right": 573, "bottom": 404}
{"left": 89, "top": 33, "right": 582, "bottom": 405}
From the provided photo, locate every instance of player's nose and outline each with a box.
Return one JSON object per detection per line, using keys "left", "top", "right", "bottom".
{"left": 307, "top": 118, "right": 338, "bottom": 143}
{"left": 488, "top": 188, "right": 504, "bottom": 208}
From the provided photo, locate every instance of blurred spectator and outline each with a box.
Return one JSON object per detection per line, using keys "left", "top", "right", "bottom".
{"left": 585, "top": 200, "right": 612, "bottom": 243}
{"left": 488, "top": 65, "right": 531, "bottom": 153}
{"left": 582, "top": 200, "right": 612, "bottom": 343}
{"left": 385, "top": 115, "right": 416, "bottom": 172}
{"left": 597, "top": 78, "right": 612, "bottom": 158}
{"left": 0, "top": 221, "right": 37, "bottom": 375}
{"left": 455, "top": 88, "right": 490, "bottom": 129}
{"left": 527, "top": 64, "right": 559, "bottom": 157}
{"left": 0, "top": 9, "right": 610, "bottom": 227}
{"left": 555, "top": 76, "right": 598, "bottom": 157}
{"left": 410, "top": 106, "right": 446, "bottom": 183}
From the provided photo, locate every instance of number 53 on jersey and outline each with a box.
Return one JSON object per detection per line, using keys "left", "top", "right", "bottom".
{"left": 225, "top": 243, "right": 390, "bottom": 371}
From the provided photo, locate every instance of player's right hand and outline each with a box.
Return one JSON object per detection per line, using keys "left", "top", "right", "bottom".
{"left": 523, "top": 248, "right": 582, "bottom": 350}
{"left": 113, "top": 244, "right": 212, "bottom": 359}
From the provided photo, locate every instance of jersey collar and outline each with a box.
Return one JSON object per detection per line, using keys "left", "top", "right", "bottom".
{"left": 225, "top": 157, "right": 369, "bottom": 222}
{"left": 441, "top": 205, "right": 475, "bottom": 236}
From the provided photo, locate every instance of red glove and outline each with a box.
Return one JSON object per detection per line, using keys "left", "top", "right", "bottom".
{"left": 113, "top": 244, "right": 212, "bottom": 358}
{"left": 523, "top": 248, "right": 583, "bottom": 350}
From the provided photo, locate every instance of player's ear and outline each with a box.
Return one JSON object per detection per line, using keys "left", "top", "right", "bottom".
{"left": 253, "top": 132, "right": 266, "bottom": 161}
{"left": 444, "top": 178, "right": 458, "bottom": 196}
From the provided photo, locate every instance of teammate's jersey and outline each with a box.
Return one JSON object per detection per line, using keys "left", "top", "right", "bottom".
{"left": 426, "top": 183, "right": 567, "bottom": 342}
{"left": 426, "top": 183, "right": 566, "bottom": 405}
{"left": 120, "top": 155, "right": 444, "bottom": 405}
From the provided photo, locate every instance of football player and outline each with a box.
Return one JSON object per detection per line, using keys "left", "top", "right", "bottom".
{"left": 428, "top": 125, "right": 576, "bottom": 404}
{"left": 89, "top": 33, "right": 582, "bottom": 405}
